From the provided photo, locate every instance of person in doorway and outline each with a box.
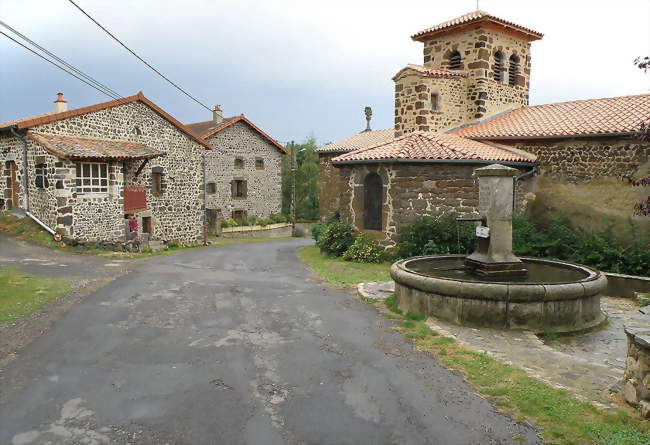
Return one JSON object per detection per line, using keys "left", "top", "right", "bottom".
{"left": 128, "top": 215, "right": 138, "bottom": 240}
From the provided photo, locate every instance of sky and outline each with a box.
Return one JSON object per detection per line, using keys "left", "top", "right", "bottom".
{"left": 1, "top": 0, "right": 649, "bottom": 146}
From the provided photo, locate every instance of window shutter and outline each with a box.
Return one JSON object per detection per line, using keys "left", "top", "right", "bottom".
{"left": 243, "top": 181, "right": 248, "bottom": 198}
{"left": 231, "top": 180, "right": 235, "bottom": 198}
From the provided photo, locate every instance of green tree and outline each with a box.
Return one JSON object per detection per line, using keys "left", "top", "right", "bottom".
{"left": 281, "top": 136, "right": 320, "bottom": 220}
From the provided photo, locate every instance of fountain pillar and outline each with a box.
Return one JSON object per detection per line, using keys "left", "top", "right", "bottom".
{"left": 465, "top": 164, "right": 527, "bottom": 277}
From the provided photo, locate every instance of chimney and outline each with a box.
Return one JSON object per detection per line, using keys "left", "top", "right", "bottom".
{"left": 54, "top": 93, "right": 68, "bottom": 113}
{"left": 212, "top": 105, "right": 223, "bottom": 127}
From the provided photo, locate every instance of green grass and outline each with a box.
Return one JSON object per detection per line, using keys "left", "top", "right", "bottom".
{"left": 0, "top": 265, "right": 71, "bottom": 324}
{"left": 385, "top": 300, "right": 650, "bottom": 445}
{"left": 296, "top": 245, "right": 391, "bottom": 288}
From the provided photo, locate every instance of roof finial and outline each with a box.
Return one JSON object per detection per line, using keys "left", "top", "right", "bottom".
{"left": 364, "top": 106, "right": 372, "bottom": 132}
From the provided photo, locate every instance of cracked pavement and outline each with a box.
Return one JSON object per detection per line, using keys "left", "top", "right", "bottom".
{"left": 0, "top": 239, "right": 541, "bottom": 444}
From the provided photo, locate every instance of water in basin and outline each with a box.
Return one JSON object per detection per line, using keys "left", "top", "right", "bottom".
{"left": 405, "top": 257, "right": 590, "bottom": 284}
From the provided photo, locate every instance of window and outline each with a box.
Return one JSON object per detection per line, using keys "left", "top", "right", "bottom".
{"left": 133, "top": 126, "right": 142, "bottom": 136}
{"left": 364, "top": 172, "right": 382, "bottom": 231}
{"left": 255, "top": 158, "right": 265, "bottom": 170}
{"left": 35, "top": 163, "right": 49, "bottom": 189}
{"left": 232, "top": 210, "right": 247, "bottom": 222}
{"left": 151, "top": 171, "right": 162, "bottom": 195}
{"left": 234, "top": 157, "right": 244, "bottom": 169}
{"left": 206, "top": 182, "right": 217, "bottom": 194}
{"left": 493, "top": 51, "right": 504, "bottom": 82}
{"left": 509, "top": 55, "right": 520, "bottom": 86}
{"left": 231, "top": 179, "right": 247, "bottom": 198}
{"left": 75, "top": 162, "right": 108, "bottom": 195}
{"left": 448, "top": 51, "right": 462, "bottom": 70}
{"left": 431, "top": 93, "right": 440, "bottom": 112}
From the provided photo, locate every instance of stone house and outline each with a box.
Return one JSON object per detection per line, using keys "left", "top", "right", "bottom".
{"left": 0, "top": 92, "right": 210, "bottom": 246}
{"left": 187, "top": 107, "right": 287, "bottom": 230}
{"left": 317, "top": 10, "right": 650, "bottom": 243}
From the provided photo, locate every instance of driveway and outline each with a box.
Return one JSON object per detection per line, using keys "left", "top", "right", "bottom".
{"left": 0, "top": 239, "right": 540, "bottom": 445}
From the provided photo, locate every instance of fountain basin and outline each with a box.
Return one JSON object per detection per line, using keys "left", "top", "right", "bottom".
{"left": 390, "top": 255, "right": 607, "bottom": 333}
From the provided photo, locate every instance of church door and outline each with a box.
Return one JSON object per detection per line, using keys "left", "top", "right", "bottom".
{"left": 364, "top": 173, "right": 382, "bottom": 230}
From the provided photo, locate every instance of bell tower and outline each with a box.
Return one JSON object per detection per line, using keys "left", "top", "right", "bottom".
{"left": 394, "top": 11, "right": 543, "bottom": 136}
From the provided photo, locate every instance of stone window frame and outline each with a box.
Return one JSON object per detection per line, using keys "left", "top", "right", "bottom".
{"left": 151, "top": 168, "right": 163, "bottom": 196}
{"left": 508, "top": 54, "right": 520, "bottom": 86}
{"left": 231, "top": 178, "right": 247, "bottom": 199}
{"left": 234, "top": 157, "right": 245, "bottom": 169}
{"left": 35, "top": 158, "right": 49, "bottom": 189}
{"left": 75, "top": 161, "right": 109, "bottom": 196}
{"left": 446, "top": 49, "right": 463, "bottom": 71}
{"left": 206, "top": 181, "right": 217, "bottom": 194}
{"left": 255, "top": 157, "right": 265, "bottom": 170}
{"left": 232, "top": 209, "right": 247, "bottom": 222}
{"left": 430, "top": 92, "right": 442, "bottom": 113}
{"left": 493, "top": 51, "right": 505, "bottom": 83}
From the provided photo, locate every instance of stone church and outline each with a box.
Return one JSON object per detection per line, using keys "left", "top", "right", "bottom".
{"left": 317, "top": 10, "right": 650, "bottom": 245}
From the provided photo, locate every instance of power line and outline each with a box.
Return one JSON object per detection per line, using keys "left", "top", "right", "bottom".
{"left": 0, "top": 20, "right": 123, "bottom": 99}
{"left": 68, "top": 0, "right": 212, "bottom": 112}
{"left": 0, "top": 29, "right": 121, "bottom": 100}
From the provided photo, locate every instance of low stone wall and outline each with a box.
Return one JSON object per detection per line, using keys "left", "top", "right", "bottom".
{"left": 623, "top": 323, "right": 650, "bottom": 418}
{"left": 221, "top": 223, "right": 291, "bottom": 238}
{"left": 605, "top": 273, "right": 650, "bottom": 298}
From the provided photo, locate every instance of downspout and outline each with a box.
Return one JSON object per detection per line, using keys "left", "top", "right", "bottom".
{"left": 203, "top": 150, "right": 208, "bottom": 245}
{"left": 513, "top": 166, "right": 536, "bottom": 213}
{"left": 10, "top": 127, "right": 61, "bottom": 241}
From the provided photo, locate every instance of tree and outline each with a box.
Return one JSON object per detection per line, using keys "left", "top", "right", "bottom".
{"left": 281, "top": 136, "right": 320, "bottom": 220}
{"left": 634, "top": 56, "right": 649, "bottom": 73}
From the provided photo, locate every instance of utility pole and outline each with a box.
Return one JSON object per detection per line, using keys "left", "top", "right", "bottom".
{"left": 290, "top": 140, "right": 296, "bottom": 234}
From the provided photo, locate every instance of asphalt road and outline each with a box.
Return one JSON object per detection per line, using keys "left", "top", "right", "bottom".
{"left": 0, "top": 239, "right": 541, "bottom": 445}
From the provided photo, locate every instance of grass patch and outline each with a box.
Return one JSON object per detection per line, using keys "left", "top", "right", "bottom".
{"left": 405, "top": 330, "right": 650, "bottom": 445}
{"left": 0, "top": 265, "right": 71, "bottom": 324}
{"left": 384, "top": 295, "right": 402, "bottom": 314}
{"left": 296, "top": 245, "right": 391, "bottom": 288}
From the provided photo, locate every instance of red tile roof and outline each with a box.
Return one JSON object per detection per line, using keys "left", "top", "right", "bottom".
{"left": 0, "top": 92, "right": 211, "bottom": 149}
{"left": 412, "top": 10, "right": 543, "bottom": 42}
{"left": 392, "top": 64, "right": 468, "bottom": 81}
{"left": 187, "top": 115, "right": 287, "bottom": 154}
{"left": 331, "top": 132, "right": 535, "bottom": 164}
{"left": 316, "top": 129, "right": 395, "bottom": 154}
{"left": 29, "top": 132, "right": 163, "bottom": 161}
{"left": 453, "top": 93, "right": 650, "bottom": 140}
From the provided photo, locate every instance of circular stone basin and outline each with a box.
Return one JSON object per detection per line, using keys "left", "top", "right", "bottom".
{"left": 390, "top": 255, "right": 607, "bottom": 333}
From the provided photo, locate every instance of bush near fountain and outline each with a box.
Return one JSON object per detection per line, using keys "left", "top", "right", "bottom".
{"left": 391, "top": 164, "right": 608, "bottom": 333}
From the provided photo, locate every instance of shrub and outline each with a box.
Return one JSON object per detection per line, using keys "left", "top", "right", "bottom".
{"left": 269, "top": 213, "right": 287, "bottom": 224}
{"left": 343, "top": 234, "right": 384, "bottom": 263}
{"left": 311, "top": 221, "right": 329, "bottom": 242}
{"left": 398, "top": 213, "right": 475, "bottom": 258}
{"left": 316, "top": 221, "right": 356, "bottom": 256}
{"left": 258, "top": 218, "right": 271, "bottom": 227}
{"left": 342, "top": 235, "right": 382, "bottom": 263}
{"left": 221, "top": 219, "right": 239, "bottom": 228}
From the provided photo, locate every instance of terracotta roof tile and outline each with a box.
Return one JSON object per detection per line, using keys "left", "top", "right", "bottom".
{"left": 316, "top": 129, "right": 395, "bottom": 154}
{"left": 412, "top": 10, "right": 543, "bottom": 41}
{"left": 331, "top": 132, "right": 535, "bottom": 164}
{"left": 392, "top": 64, "right": 468, "bottom": 81}
{"left": 29, "top": 132, "right": 163, "bottom": 161}
{"left": 453, "top": 93, "right": 650, "bottom": 139}
{"left": 0, "top": 93, "right": 211, "bottom": 149}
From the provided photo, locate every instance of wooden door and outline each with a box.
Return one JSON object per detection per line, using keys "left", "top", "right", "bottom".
{"left": 7, "top": 161, "right": 18, "bottom": 209}
{"left": 364, "top": 173, "right": 382, "bottom": 230}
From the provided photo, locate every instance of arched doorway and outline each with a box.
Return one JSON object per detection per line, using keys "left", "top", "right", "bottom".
{"left": 364, "top": 172, "right": 382, "bottom": 230}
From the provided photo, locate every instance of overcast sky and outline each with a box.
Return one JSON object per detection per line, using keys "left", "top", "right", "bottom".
{"left": 1, "top": 0, "right": 649, "bottom": 145}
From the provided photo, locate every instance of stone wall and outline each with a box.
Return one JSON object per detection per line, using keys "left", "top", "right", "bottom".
{"left": 2, "top": 101, "right": 206, "bottom": 245}
{"left": 421, "top": 25, "right": 532, "bottom": 121}
{"left": 394, "top": 72, "right": 468, "bottom": 135}
{"left": 510, "top": 137, "right": 650, "bottom": 237}
{"left": 393, "top": 24, "right": 534, "bottom": 136}
{"left": 623, "top": 325, "right": 650, "bottom": 418}
{"left": 204, "top": 121, "right": 283, "bottom": 222}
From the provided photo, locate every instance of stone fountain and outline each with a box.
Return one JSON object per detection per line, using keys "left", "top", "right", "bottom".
{"left": 390, "top": 164, "right": 607, "bottom": 333}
